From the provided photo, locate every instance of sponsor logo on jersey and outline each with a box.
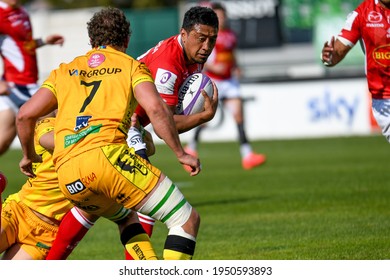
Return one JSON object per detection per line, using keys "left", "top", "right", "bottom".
{"left": 88, "top": 53, "right": 106, "bottom": 68}
{"left": 69, "top": 68, "right": 122, "bottom": 78}
{"left": 159, "top": 71, "right": 172, "bottom": 84}
{"left": 366, "top": 11, "right": 384, "bottom": 27}
{"left": 74, "top": 115, "right": 92, "bottom": 132}
{"left": 154, "top": 68, "right": 177, "bottom": 95}
{"left": 81, "top": 172, "right": 97, "bottom": 186}
{"left": 66, "top": 179, "right": 86, "bottom": 194}
{"left": 116, "top": 154, "right": 148, "bottom": 176}
{"left": 116, "top": 193, "right": 131, "bottom": 205}
{"left": 64, "top": 124, "right": 102, "bottom": 148}
{"left": 373, "top": 45, "right": 390, "bottom": 67}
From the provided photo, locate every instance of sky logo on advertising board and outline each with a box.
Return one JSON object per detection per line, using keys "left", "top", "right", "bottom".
{"left": 307, "top": 90, "right": 359, "bottom": 126}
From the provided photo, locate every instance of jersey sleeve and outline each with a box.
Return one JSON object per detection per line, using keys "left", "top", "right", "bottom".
{"left": 34, "top": 117, "right": 55, "bottom": 155}
{"left": 338, "top": 8, "right": 361, "bottom": 47}
{"left": 132, "top": 62, "right": 154, "bottom": 88}
{"left": 41, "top": 69, "right": 59, "bottom": 97}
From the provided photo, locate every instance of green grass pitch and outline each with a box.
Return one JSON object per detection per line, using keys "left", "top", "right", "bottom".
{"left": 1, "top": 135, "right": 390, "bottom": 260}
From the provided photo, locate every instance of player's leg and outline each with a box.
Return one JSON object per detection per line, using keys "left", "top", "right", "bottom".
{"left": 372, "top": 98, "right": 390, "bottom": 142}
{"left": 221, "top": 78, "right": 266, "bottom": 169}
{"left": 124, "top": 125, "right": 156, "bottom": 260}
{"left": 185, "top": 125, "right": 203, "bottom": 156}
{"left": 137, "top": 175, "right": 200, "bottom": 260}
{"left": 1, "top": 194, "right": 19, "bottom": 258}
{"left": 1, "top": 195, "right": 59, "bottom": 260}
{"left": 0, "top": 84, "right": 38, "bottom": 156}
{"left": 116, "top": 210, "right": 157, "bottom": 260}
{"left": 57, "top": 148, "right": 158, "bottom": 260}
{"left": 1, "top": 244, "right": 34, "bottom": 260}
{"left": 0, "top": 107, "right": 17, "bottom": 156}
{"left": 45, "top": 207, "right": 97, "bottom": 260}
{"left": 124, "top": 212, "right": 155, "bottom": 260}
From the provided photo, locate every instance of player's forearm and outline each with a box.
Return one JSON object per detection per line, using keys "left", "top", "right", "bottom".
{"left": 16, "top": 118, "right": 37, "bottom": 159}
{"left": 150, "top": 112, "right": 186, "bottom": 159}
{"left": 174, "top": 112, "right": 212, "bottom": 134}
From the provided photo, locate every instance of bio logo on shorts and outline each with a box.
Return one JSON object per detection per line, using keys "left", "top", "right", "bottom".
{"left": 66, "top": 179, "right": 86, "bottom": 194}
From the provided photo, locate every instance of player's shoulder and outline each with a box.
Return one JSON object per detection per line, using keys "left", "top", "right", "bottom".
{"left": 144, "top": 35, "right": 182, "bottom": 62}
{"left": 357, "top": 0, "right": 375, "bottom": 11}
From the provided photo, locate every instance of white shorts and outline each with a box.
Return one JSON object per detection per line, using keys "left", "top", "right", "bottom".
{"left": 372, "top": 98, "right": 390, "bottom": 143}
{"left": 213, "top": 77, "right": 241, "bottom": 100}
{"left": 0, "top": 82, "right": 39, "bottom": 113}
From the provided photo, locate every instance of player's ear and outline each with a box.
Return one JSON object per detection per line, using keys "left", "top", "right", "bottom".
{"left": 180, "top": 28, "right": 187, "bottom": 44}
{"left": 125, "top": 35, "right": 130, "bottom": 49}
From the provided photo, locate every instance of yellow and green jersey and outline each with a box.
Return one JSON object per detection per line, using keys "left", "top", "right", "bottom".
{"left": 41, "top": 46, "right": 154, "bottom": 169}
{"left": 17, "top": 117, "right": 73, "bottom": 221}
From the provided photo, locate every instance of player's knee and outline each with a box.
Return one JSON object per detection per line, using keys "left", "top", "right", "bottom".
{"left": 138, "top": 176, "right": 197, "bottom": 232}
{"left": 183, "top": 208, "right": 200, "bottom": 234}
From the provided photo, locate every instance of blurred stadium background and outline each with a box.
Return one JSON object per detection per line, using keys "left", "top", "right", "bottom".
{"left": 7, "top": 0, "right": 375, "bottom": 148}
{"left": 3, "top": 0, "right": 390, "bottom": 260}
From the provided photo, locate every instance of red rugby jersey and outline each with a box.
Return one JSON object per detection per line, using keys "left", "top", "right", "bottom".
{"left": 338, "top": 0, "right": 390, "bottom": 99}
{"left": 0, "top": 2, "right": 38, "bottom": 84}
{"left": 136, "top": 35, "right": 203, "bottom": 125}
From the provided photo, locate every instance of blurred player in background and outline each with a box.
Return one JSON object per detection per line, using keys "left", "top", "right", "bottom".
{"left": 0, "top": 0, "right": 64, "bottom": 156}
{"left": 185, "top": 2, "right": 266, "bottom": 170}
{"left": 16, "top": 7, "right": 202, "bottom": 260}
{"left": 321, "top": 0, "right": 390, "bottom": 143}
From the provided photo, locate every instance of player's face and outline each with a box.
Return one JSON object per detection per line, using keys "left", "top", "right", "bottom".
{"left": 181, "top": 24, "right": 218, "bottom": 65}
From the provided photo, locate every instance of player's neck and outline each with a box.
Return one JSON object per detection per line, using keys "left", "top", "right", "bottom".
{"left": 380, "top": 0, "right": 390, "bottom": 9}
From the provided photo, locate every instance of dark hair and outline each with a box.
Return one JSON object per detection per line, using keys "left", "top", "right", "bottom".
{"left": 87, "top": 7, "right": 131, "bottom": 48}
{"left": 181, "top": 6, "right": 219, "bottom": 32}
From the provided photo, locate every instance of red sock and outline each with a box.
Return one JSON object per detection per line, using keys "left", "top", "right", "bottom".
{"left": 125, "top": 213, "right": 155, "bottom": 260}
{"left": 46, "top": 207, "right": 94, "bottom": 260}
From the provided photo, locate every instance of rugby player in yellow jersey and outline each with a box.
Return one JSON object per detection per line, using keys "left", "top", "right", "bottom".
{"left": 16, "top": 7, "right": 202, "bottom": 260}
{"left": 0, "top": 114, "right": 94, "bottom": 259}
{"left": 45, "top": 114, "right": 156, "bottom": 260}
{"left": 1, "top": 114, "right": 157, "bottom": 260}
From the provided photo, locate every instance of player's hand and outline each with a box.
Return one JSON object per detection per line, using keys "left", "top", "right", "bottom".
{"left": 19, "top": 153, "right": 42, "bottom": 178}
{"left": 202, "top": 80, "right": 219, "bottom": 121}
{"left": 321, "top": 36, "right": 335, "bottom": 66}
{"left": 45, "top": 34, "right": 65, "bottom": 46}
{"left": 178, "top": 153, "right": 201, "bottom": 176}
{"left": 130, "top": 113, "right": 155, "bottom": 157}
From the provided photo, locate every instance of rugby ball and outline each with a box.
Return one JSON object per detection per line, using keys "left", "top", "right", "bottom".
{"left": 175, "top": 73, "right": 213, "bottom": 115}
